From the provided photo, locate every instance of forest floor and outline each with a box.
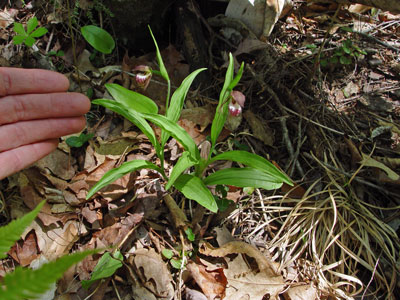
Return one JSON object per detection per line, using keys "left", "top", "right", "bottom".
{"left": 0, "top": 1, "right": 400, "bottom": 299}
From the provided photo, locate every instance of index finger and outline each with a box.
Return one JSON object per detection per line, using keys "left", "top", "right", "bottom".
{"left": 0, "top": 67, "right": 70, "bottom": 96}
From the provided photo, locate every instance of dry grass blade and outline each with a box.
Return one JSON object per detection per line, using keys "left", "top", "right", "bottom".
{"left": 254, "top": 150, "right": 399, "bottom": 299}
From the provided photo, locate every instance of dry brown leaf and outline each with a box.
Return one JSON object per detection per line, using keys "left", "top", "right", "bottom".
{"left": 18, "top": 171, "right": 62, "bottom": 226}
{"left": 199, "top": 241, "right": 284, "bottom": 299}
{"left": 133, "top": 248, "right": 174, "bottom": 299}
{"left": 23, "top": 220, "right": 82, "bottom": 261}
{"left": 0, "top": 8, "right": 17, "bottom": 28}
{"left": 184, "top": 287, "right": 208, "bottom": 300}
{"left": 178, "top": 119, "right": 207, "bottom": 145}
{"left": 35, "top": 149, "right": 76, "bottom": 180}
{"left": 82, "top": 206, "right": 98, "bottom": 224}
{"left": 360, "top": 153, "right": 400, "bottom": 181}
{"left": 93, "top": 136, "right": 138, "bottom": 156}
{"left": 224, "top": 253, "right": 285, "bottom": 300}
{"left": 243, "top": 110, "right": 274, "bottom": 146}
{"left": 9, "top": 231, "right": 39, "bottom": 266}
{"left": 234, "top": 38, "right": 269, "bottom": 56}
{"left": 283, "top": 284, "right": 317, "bottom": 300}
{"left": 280, "top": 182, "right": 306, "bottom": 199}
{"left": 200, "top": 241, "right": 278, "bottom": 275}
{"left": 186, "top": 262, "right": 226, "bottom": 299}
{"left": 180, "top": 106, "right": 214, "bottom": 129}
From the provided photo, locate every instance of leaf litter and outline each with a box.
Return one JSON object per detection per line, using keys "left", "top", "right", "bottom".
{"left": 0, "top": 1, "right": 400, "bottom": 300}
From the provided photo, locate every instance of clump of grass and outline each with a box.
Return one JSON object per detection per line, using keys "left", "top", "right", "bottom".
{"left": 259, "top": 151, "right": 399, "bottom": 299}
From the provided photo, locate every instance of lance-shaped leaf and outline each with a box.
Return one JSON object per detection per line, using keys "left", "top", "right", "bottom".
{"left": 0, "top": 201, "right": 45, "bottom": 259}
{"left": 142, "top": 113, "right": 200, "bottom": 160}
{"left": 166, "top": 152, "right": 198, "bottom": 190}
{"left": 210, "top": 53, "right": 235, "bottom": 147}
{"left": 81, "top": 25, "right": 115, "bottom": 54}
{"left": 0, "top": 250, "right": 96, "bottom": 300}
{"left": 86, "top": 160, "right": 162, "bottom": 199}
{"left": 174, "top": 174, "right": 218, "bottom": 212}
{"left": 209, "top": 151, "right": 292, "bottom": 185}
{"left": 227, "top": 61, "right": 244, "bottom": 91}
{"left": 148, "top": 26, "right": 169, "bottom": 82}
{"left": 204, "top": 167, "right": 284, "bottom": 190}
{"left": 161, "top": 68, "right": 206, "bottom": 146}
{"left": 82, "top": 251, "right": 123, "bottom": 289}
{"left": 105, "top": 83, "right": 158, "bottom": 114}
{"left": 92, "top": 99, "right": 161, "bottom": 157}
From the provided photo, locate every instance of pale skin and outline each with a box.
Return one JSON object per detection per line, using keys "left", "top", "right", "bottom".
{"left": 0, "top": 67, "right": 90, "bottom": 180}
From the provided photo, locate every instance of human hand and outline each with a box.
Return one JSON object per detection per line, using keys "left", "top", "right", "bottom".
{"left": 0, "top": 67, "right": 90, "bottom": 179}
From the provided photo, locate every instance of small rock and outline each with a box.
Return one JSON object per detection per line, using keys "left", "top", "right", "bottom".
{"left": 368, "top": 59, "right": 383, "bottom": 67}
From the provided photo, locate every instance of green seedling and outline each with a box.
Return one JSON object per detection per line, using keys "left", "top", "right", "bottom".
{"left": 47, "top": 50, "right": 64, "bottom": 57}
{"left": 184, "top": 228, "right": 195, "bottom": 242}
{"left": 86, "top": 27, "right": 292, "bottom": 213}
{"left": 81, "top": 251, "right": 123, "bottom": 289}
{"left": 162, "top": 248, "right": 191, "bottom": 270}
{"left": 66, "top": 133, "right": 94, "bottom": 148}
{"left": 328, "top": 39, "right": 367, "bottom": 66}
{"left": 13, "top": 16, "right": 48, "bottom": 47}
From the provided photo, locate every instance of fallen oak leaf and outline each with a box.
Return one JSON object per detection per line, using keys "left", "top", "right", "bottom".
{"left": 200, "top": 241, "right": 279, "bottom": 275}
{"left": 186, "top": 261, "right": 226, "bottom": 299}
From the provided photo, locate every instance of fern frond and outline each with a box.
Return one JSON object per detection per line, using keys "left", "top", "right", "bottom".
{"left": 0, "top": 200, "right": 45, "bottom": 259}
{"left": 0, "top": 250, "right": 95, "bottom": 300}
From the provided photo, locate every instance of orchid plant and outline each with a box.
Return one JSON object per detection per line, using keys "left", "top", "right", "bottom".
{"left": 86, "top": 27, "right": 292, "bottom": 212}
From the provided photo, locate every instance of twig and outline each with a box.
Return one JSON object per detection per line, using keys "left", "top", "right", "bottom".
{"left": 111, "top": 278, "right": 122, "bottom": 300}
{"left": 282, "top": 106, "right": 346, "bottom": 136}
{"left": 361, "top": 257, "right": 379, "bottom": 300}
{"left": 279, "top": 116, "right": 304, "bottom": 177}
{"left": 355, "top": 31, "right": 400, "bottom": 52}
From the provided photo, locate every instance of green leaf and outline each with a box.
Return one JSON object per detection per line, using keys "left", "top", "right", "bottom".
{"left": 209, "top": 151, "right": 292, "bottom": 185}
{"left": 0, "top": 250, "right": 95, "bottom": 300}
{"left": 320, "top": 59, "right": 328, "bottom": 67}
{"left": 306, "top": 44, "right": 317, "bottom": 50}
{"left": 148, "top": 26, "right": 169, "bottom": 82}
{"left": 166, "top": 152, "right": 198, "bottom": 190}
{"left": 86, "top": 160, "right": 162, "bottom": 199}
{"left": 210, "top": 53, "right": 235, "bottom": 147}
{"left": 92, "top": 99, "right": 161, "bottom": 157}
{"left": 340, "top": 55, "right": 352, "bottom": 65}
{"left": 329, "top": 56, "right": 339, "bottom": 65}
{"left": 0, "top": 201, "right": 45, "bottom": 259}
{"left": 215, "top": 196, "right": 233, "bottom": 212}
{"left": 12, "top": 35, "right": 25, "bottom": 45}
{"left": 81, "top": 25, "right": 115, "bottom": 54}
{"left": 170, "top": 258, "right": 183, "bottom": 269}
{"left": 341, "top": 26, "right": 353, "bottom": 33}
{"left": 204, "top": 167, "right": 284, "bottom": 190}
{"left": 162, "top": 68, "right": 206, "bottom": 146}
{"left": 81, "top": 251, "right": 123, "bottom": 289}
{"left": 162, "top": 249, "right": 174, "bottom": 259}
{"left": 227, "top": 61, "right": 244, "bottom": 91}
{"left": 24, "top": 36, "right": 36, "bottom": 47}
{"left": 173, "top": 174, "right": 217, "bottom": 212}
{"left": 66, "top": 133, "right": 94, "bottom": 148}
{"left": 184, "top": 228, "right": 195, "bottom": 242}
{"left": 105, "top": 83, "right": 158, "bottom": 114}
{"left": 13, "top": 22, "right": 26, "bottom": 36}
{"left": 142, "top": 113, "right": 200, "bottom": 160}
{"left": 26, "top": 17, "right": 38, "bottom": 35}
{"left": 30, "top": 27, "right": 48, "bottom": 38}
